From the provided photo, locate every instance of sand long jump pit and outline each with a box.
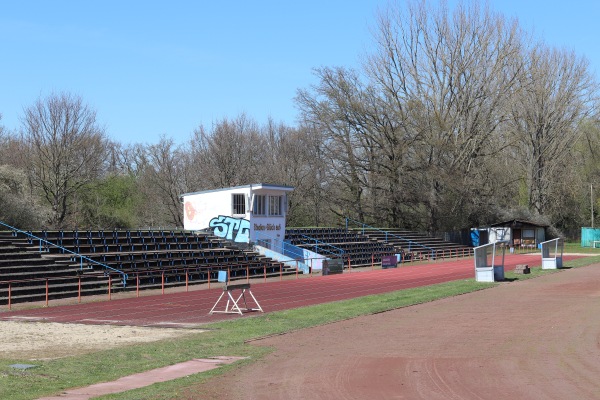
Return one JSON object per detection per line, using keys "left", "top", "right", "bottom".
{"left": 0, "top": 320, "right": 198, "bottom": 360}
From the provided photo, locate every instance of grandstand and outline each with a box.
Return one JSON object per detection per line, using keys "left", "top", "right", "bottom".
{"left": 2, "top": 187, "right": 478, "bottom": 307}
{"left": 0, "top": 223, "right": 475, "bottom": 305}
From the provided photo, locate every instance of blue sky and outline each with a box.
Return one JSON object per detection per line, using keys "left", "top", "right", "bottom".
{"left": 1, "top": 1, "right": 599, "bottom": 145}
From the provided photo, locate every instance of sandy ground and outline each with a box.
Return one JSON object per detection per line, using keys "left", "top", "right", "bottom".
{"left": 0, "top": 320, "right": 194, "bottom": 360}
{"left": 192, "top": 265, "right": 600, "bottom": 400}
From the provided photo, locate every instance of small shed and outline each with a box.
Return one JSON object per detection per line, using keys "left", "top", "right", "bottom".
{"left": 490, "top": 219, "right": 547, "bottom": 248}
{"left": 488, "top": 219, "right": 547, "bottom": 249}
{"left": 181, "top": 183, "right": 294, "bottom": 251}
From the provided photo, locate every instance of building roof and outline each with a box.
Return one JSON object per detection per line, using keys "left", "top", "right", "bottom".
{"left": 489, "top": 219, "right": 548, "bottom": 228}
{"left": 181, "top": 183, "right": 295, "bottom": 197}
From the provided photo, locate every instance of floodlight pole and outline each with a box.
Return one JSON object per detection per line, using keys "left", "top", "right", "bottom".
{"left": 592, "top": 184, "right": 595, "bottom": 228}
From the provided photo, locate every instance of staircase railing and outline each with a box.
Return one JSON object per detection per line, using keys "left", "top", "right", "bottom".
{"left": 345, "top": 217, "right": 435, "bottom": 258}
{"left": 251, "top": 231, "right": 312, "bottom": 273}
{"left": 286, "top": 231, "right": 346, "bottom": 258}
{"left": 0, "top": 221, "right": 128, "bottom": 287}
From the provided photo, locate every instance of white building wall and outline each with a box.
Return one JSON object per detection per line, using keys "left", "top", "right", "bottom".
{"left": 249, "top": 188, "right": 288, "bottom": 251}
{"left": 183, "top": 188, "right": 250, "bottom": 231}
{"left": 182, "top": 184, "right": 292, "bottom": 250}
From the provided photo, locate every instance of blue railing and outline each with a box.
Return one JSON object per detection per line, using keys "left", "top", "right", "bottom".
{"left": 255, "top": 236, "right": 304, "bottom": 259}
{"left": 254, "top": 231, "right": 318, "bottom": 261}
{"left": 253, "top": 233, "right": 311, "bottom": 274}
{"left": 0, "top": 221, "right": 128, "bottom": 287}
{"left": 345, "top": 217, "right": 435, "bottom": 258}
{"left": 285, "top": 231, "right": 345, "bottom": 258}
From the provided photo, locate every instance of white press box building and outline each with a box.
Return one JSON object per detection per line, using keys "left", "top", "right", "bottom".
{"left": 181, "top": 183, "right": 294, "bottom": 251}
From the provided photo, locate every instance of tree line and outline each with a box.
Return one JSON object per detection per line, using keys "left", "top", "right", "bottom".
{"left": 1, "top": 0, "right": 599, "bottom": 238}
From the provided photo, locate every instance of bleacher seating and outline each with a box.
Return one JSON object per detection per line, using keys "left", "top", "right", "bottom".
{"left": 0, "top": 231, "right": 110, "bottom": 304}
{"left": 0, "top": 229, "right": 290, "bottom": 305}
{"left": 355, "top": 228, "right": 474, "bottom": 259}
{"left": 285, "top": 227, "right": 474, "bottom": 267}
{"left": 0, "top": 225, "right": 474, "bottom": 305}
{"left": 285, "top": 228, "right": 397, "bottom": 267}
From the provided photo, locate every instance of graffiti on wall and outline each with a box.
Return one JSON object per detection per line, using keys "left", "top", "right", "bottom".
{"left": 208, "top": 215, "right": 250, "bottom": 243}
{"left": 185, "top": 201, "right": 197, "bottom": 221}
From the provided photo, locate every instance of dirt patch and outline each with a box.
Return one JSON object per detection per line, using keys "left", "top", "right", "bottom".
{"left": 193, "top": 265, "right": 600, "bottom": 399}
{"left": 0, "top": 320, "right": 196, "bottom": 360}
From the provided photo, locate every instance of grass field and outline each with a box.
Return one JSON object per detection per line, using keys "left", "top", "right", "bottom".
{"left": 2, "top": 253, "right": 600, "bottom": 400}
{"left": 564, "top": 241, "right": 600, "bottom": 253}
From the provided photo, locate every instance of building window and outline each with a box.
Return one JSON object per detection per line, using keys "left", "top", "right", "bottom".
{"left": 269, "top": 195, "right": 282, "bottom": 216}
{"left": 253, "top": 195, "right": 266, "bottom": 215}
{"left": 523, "top": 229, "right": 535, "bottom": 238}
{"left": 232, "top": 193, "right": 246, "bottom": 215}
{"left": 521, "top": 228, "right": 536, "bottom": 247}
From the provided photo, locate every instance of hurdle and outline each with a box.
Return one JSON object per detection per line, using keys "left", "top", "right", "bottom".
{"left": 209, "top": 271, "right": 263, "bottom": 315}
{"left": 209, "top": 283, "right": 263, "bottom": 315}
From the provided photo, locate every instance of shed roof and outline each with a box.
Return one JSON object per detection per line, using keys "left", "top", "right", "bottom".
{"left": 489, "top": 219, "right": 548, "bottom": 228}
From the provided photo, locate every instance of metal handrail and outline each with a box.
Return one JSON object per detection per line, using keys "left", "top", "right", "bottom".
{"left": 0, "top": 221, "right": 128, "bottom": 287}
{"left": 345, "top": 217, "right": 435, "bottom": 257}
{"left": 256, "top": 238, "right": 303, "bottom": 259}
{"left": 285, "top": 231, "right": 346, "bottom": 258}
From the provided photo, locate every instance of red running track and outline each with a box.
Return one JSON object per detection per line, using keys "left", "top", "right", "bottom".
{"left": 0, "top": 254, "right": 582, "bottom": 327}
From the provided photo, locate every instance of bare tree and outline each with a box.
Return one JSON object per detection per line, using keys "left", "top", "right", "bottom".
{"left": 297, "top": 0, "right": 525, "bottom": 231}
{"left": 296, "top": 68, "right": 372, "bottom": 223}
{"left": 0, "top": 115, "right": 23, "bottom": 169}
{"left": 190, "top": 114, "right": 266, "bottom": 188}
{"left": 507, "top": 45, "right": 598, "bottom": 215}
{"left": 142, "top": 136, "right": 191, "bottom": 228}
{"left": 22, "top": 92, "right": 108, "bottom": 228}
{"left": 261, "top": 119, "right": 331, "bottom": 226}
{"left": 0, "top": 164, "right": 49, "bottom": 228}
{"left": 367, "top": 0, "right": 524, "bottom": 231}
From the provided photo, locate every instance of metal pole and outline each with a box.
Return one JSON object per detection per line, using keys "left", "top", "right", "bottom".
{"left": 592, "top": 184, "right": 594, "bottom": 228}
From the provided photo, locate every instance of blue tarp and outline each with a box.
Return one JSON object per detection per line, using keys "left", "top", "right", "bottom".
{"left": 471, "top": 230, "right": 480, "bottom": 247}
